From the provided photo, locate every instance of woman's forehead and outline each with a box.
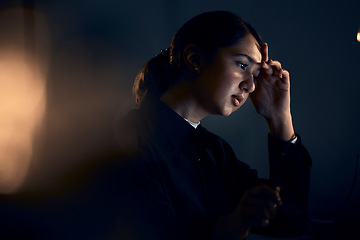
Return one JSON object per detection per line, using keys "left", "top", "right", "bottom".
{"left": 229, "top": 35, "right": 262, "bottom": 63}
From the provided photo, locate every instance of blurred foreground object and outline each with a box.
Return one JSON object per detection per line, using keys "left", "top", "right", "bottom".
{"left": 0, "top": 7, "right": 49, "bottom": 193}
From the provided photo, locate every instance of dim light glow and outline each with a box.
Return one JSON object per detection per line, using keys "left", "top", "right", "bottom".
{"left": 0, "top": 8, "right": 49, "bottom": 193}
{"left": 357, "top": 31, "right": 360, "bottom": 42}
{"left": 0, "top": 51, "right": 46, "bottom": 193}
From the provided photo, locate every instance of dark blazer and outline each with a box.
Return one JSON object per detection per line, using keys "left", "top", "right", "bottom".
{"left": 113, "top": 93, "right": 312, "bottom": 239}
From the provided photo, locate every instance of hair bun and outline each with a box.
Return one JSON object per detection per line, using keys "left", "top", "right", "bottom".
{"left": 157, "top": 48, "right": 170, "bottom": 58}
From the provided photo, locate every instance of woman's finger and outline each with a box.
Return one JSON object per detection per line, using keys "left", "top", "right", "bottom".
{"left": 261, "top": 43, "right": 269, "bottom": 62}
{"left": 261, "top": 208, "right": 271, "bottom": 226}
{"left": 274, "top": 186, "right": 281, "bottom": 204}
{"left": 268, "top": 201, "right": 278, "bottom": 218}
{"left": 261, "top": 63, "right": 273, "bottom": 75}
{"left": 262, "top": 218, "right": 270, "bottom": 227}
{"left": 268, "top": 59, "right": 282, "bottom": 70}
{"left": 281, "top": 69, "right": 290, "bottom": 81}
{"left": 266, "top": 60, "right": 282, "bottom": 78}
{"left": 272, "top": 66, "right": 282, "bottom": 78}
{"left": 279, "top": 69, "right": 290, "bottom": 89}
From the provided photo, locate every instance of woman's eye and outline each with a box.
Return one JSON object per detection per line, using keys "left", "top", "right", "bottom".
{"left": 236, "top": 62, "right": 248, "bottom": 70}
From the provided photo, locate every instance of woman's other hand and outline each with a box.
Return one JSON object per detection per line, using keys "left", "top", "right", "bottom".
{"left": 213, "top": 185, "right": 281, "bottom": 240}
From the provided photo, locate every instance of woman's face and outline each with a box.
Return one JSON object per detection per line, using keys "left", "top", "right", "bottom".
{"left": 192, "top": 34, "right": 262, "bottom": 117}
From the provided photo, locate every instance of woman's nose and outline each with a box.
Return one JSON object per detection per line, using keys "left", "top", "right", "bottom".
{"left": 239, "top": 75, "right": 255, "bottom": 93}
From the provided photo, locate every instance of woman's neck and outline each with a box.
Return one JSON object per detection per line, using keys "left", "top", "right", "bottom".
{"left": 160, "top": 81, "right": 208, "bottom": 123}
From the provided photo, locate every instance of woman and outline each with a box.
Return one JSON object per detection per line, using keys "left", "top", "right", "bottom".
{"left": 116, "top": 10, "right": 311, "bottom": 240}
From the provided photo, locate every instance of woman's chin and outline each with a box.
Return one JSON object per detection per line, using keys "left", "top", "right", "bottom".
{"left": 219, "top": 107, "right": 236, "bottom": 117}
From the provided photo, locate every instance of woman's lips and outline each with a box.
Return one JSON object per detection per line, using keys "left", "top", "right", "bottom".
{"left": 231, "top": 95, "right": 244, "bottom": 107}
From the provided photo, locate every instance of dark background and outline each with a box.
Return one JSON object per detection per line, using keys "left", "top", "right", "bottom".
{"left": 1, "top": 0, "right": 359, "bottom": 225}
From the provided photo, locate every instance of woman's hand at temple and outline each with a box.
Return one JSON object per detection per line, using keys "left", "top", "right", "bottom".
{"left": 250, "top": 43, "right": 295, "bottom": 141}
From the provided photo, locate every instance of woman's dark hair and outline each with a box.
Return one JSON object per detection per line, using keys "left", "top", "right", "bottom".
{"left": 133, "top": 11, "right": 263, "bottom": 106}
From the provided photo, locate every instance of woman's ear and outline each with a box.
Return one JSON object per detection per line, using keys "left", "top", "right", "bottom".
{"left": 183, "top": 44, "right": 201, "bottom": 73}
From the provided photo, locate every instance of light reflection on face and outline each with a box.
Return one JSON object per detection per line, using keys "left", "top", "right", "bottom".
{"left": 192, "top": 34, "right": 262, "bottom": 117}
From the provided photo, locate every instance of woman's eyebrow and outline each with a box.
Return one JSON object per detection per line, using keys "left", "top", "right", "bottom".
{"left": 234, "top": 53, "right": 255, "bottom": 63}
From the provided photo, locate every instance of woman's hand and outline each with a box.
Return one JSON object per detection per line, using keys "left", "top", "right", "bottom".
{"left": 234, "top": 185, "right": 281, "bottom": 228}
{"left": 213, "top": 185, "right": 281, "bottom": 240}
{"left": 250, "top": 43, "right": 295, "bottom": 141}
